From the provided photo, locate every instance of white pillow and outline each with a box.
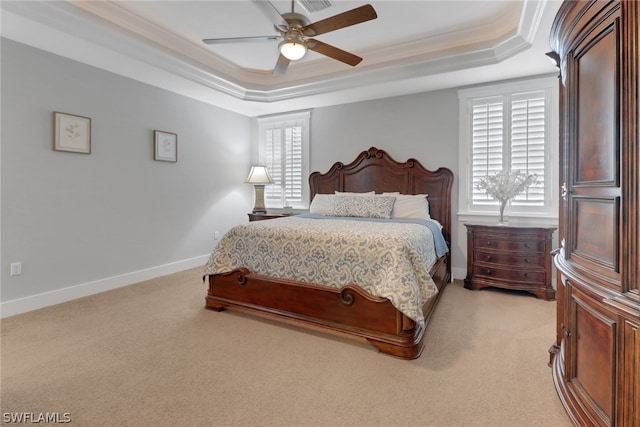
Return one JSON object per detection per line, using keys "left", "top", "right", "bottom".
{"left": 383, "top": 193, "right": 430, "bottom": 219}
{"left": 310, "top": 192, "right": 379, "bottom": 215}
{"left": 309, "top": 194, "right": 333, "bottom": 215}
{"left": 329, "top": 195, "right": 396, "bottom": 219}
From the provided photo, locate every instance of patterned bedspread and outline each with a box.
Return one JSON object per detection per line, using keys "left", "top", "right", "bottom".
{"left": 203, "top": 215, "right": 448, "bottom": 326}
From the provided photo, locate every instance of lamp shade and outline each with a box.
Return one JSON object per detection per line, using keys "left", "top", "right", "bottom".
{"left": 279, "top": 30, "right": 307, "bottom": 61}
{"left": 245, "top": 166, "right": 274, "bottom": 184}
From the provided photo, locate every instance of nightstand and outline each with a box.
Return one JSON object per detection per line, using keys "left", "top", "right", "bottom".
{"left": 464, "top": 224, "right": 556, "bottom": 300}
{"left": 247, "top": 213, "right": 289, "bottom": 222}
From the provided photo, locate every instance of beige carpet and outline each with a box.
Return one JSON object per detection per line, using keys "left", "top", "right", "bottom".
{"left": 1, "top": 267, "right": 571, "bottom": 427}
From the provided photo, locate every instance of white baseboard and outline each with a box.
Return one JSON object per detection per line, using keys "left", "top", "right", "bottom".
{"left": 452, "top": 267, "right": 467, "bottom": 281}
{"left": 0, "top": 255, "right": 209, "bottom": 318}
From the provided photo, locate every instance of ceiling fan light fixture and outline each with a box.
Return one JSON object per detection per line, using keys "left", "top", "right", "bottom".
{"left": 279, "top": 38, "right": 307, "bottom": 60}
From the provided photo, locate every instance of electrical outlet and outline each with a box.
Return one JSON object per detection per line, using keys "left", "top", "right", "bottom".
{"left": 10, "top": 262, "right": 22, "bottom": 276}
{"left": 214, "top": 231, "right": 220, "bottom": 240}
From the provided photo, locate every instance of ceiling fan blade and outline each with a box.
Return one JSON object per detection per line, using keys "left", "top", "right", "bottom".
{"left": 273, "top": 54, "right": 290, "bottom": 76}
{"left": 301, "top": 4, "right": 377, "bottom": 37}
{"left": 203, "top": 36, "right": 280, "bottom": 44}
{"left": 306, "top": 39, "right": 362, "bottom": 66}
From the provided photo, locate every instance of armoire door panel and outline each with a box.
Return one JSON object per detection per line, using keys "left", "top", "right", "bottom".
{"left": 618, "top": 319, "right": 639, "bottom": 425}
{"left": 565, "top": 7, "right": 623, "bottom": 288}
{"left": 570, "top": 196, "right": 620, "bottom": 271}
{"left": 575, "top": 21, "right": 619, "bottom": 186}
{"left": 569, "top": 288, "right": 616, "bottom": 425}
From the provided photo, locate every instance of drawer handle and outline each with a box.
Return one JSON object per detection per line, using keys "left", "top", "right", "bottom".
{"left": 524, "top": 258, "right": 530, "bottom": 263}
{"left": 523, "top": 273, "right": 531, "bottom": 278}
{"left": 485, "top": 269, "right": 492, "bottom": 275}
{"left": 486, "top": 255, "right": 492, "bottom": 261}
{"left": 486, "top": 241, "right": 492, "bottom": 247}
{"left": 524, "top": 243, "right": 531, "bottom": 248}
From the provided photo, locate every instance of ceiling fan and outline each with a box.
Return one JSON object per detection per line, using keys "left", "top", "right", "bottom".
{"left": 202, "top": 1, "right": 377, "bottom": 76}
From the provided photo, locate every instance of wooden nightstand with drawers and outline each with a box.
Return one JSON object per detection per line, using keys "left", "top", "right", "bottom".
{"left": 464, "top": 224, "right": 556, "bottom": 300}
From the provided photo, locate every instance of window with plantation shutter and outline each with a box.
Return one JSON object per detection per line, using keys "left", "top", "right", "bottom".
{"left": 258, "top": 111, "right": 310, "bottom": 209}
{"left": 459, "top": 77, "right": 558, "bottom": 220}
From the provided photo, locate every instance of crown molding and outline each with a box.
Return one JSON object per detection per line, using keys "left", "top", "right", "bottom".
{"left": 1, "top": 0, "right": 554, "bottom": 115}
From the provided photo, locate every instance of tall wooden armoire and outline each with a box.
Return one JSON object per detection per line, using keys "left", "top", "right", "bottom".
{"left": 549, "top": 1, "right": 640, "bottom": 425}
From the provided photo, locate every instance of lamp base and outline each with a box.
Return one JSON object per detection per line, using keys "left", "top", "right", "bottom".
{"left": 252, "top": 209, "right": 267, "bottom": 214}
{"left": 252, "top": 184, "right": 267, "bottom": 214}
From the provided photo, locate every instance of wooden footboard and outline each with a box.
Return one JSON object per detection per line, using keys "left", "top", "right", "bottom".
{"left": 205, "top": 256, "right": 449, "bottom": 359}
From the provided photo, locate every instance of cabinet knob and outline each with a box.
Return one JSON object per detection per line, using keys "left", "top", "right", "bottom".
{"left": 524, "top": 243, "right": 531, "bottom": 248}
{"left": 524, "top": 258, "right": 531, "bottom": 263}
{"left": 486, "top": 255, "right": 492, "bottom": 261}
{"left": 524, "top": 273, "right": 531, "bottom": 278}
{"left": 565, "top": 330, "right": 572, "bottom": 337}
{"left": 486, "top": 241, "right": 492, "bottom": 246}
{"left": 485, "top": 269, "right": 492, "bottom": 275}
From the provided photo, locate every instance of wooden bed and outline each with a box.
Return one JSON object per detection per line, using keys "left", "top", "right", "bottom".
{"left": 205, "top": 147, "right": 453, "bottom": 359}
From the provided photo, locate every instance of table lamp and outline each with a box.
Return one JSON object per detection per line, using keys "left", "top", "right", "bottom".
{"left": 245, "top": 166, "right": 274, "bottom": 213}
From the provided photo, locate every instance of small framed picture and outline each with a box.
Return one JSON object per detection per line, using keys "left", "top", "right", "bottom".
{"left": 53, "top": 112, "right": 91, "bottom": 154}
{"left": 154, "top": 130, "right": 178, "bottom": 162}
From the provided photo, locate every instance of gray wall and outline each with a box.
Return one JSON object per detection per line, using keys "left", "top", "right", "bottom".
{"left": 1, "top": 38, "right": 467, "bottom": 313}
{"left": 310, "top": 91, "right": 458, "bottom": 174}
{"left": 1, "top": 39, "right": 253, "bottom": 304}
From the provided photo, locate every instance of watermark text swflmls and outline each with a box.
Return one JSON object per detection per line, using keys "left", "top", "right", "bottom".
{"left": 2, "top": 412, "right": 72, "bottom": 424}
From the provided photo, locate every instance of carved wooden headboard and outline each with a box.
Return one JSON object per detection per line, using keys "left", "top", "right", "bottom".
{"left": 308, "top": 147, "right": 454, "bottom": 246}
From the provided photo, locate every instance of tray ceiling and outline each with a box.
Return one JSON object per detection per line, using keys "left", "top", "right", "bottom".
{"left": 1, "top": 1, "right": 562, "bottom": 116}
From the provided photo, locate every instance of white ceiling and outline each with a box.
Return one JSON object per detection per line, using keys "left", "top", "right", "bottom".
{"left": 1, "top": 0, "right": 562, "bottom": 117}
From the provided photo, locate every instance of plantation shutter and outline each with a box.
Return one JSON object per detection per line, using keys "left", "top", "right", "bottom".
{"left": 510, "top": 91, "right": 545, "bottom": 207}
{"left": 260, "top": 113, "right": 308, "bottom": 207}
{"left": 471, "top": 97, "right": 504, "bottom": 205}
{"left": 263, "top": 127, "right": 283, "bottom": 202}
{"left": 471, "top": 91, "right": 547, "bottom": 208}
{"left": 283, "top": 125, "right": 303, "bottom": 203}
